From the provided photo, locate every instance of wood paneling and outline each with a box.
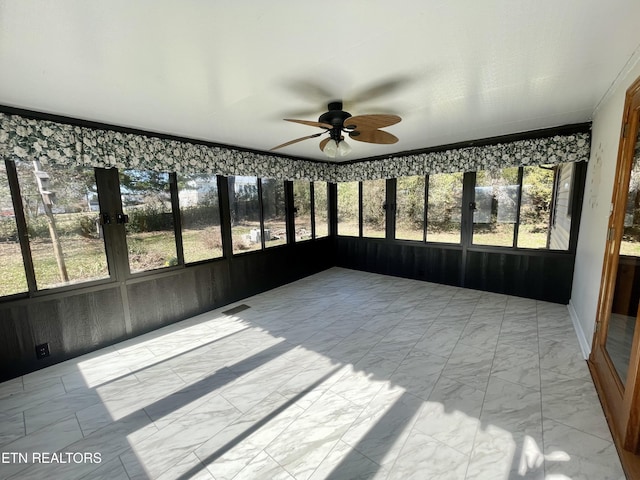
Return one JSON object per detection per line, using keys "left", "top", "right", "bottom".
{"left": 336, "top": 237, "right": 576, "bottom": 303}
{"left": 465, "top": 249, "right": 575, "bottom": 303}
{"left": 0, "top": 287, "right": 126, "bottom": 379}
{"left": 336, "top": 238, "right": 463, "bottom": 286}
{"left": 0, "top": 239, "right": 333, "bottom": 381}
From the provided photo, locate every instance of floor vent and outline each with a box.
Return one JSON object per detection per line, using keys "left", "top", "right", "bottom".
{"left": 222, "top": 304, "right": 251, "bottom": 315}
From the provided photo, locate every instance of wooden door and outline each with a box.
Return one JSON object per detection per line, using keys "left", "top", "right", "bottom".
{"left": 591, "top": 74, "right": 640, "bottom": 476}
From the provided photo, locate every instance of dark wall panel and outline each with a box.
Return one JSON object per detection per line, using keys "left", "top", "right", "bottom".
{"left": 0, "top": 239, "right": 334, "bottom": 381}
{"left": 465, "top": 249, "right": 575, "bottom": 303}
{"left": 0, "top": 287, "right": 126, "bottom": 379}
{"left": 57, "top": 288, "right": 127, "bottom": 352}
{"left": 336, "top": 237, "right": 575, "bottom": 303}
{"left": 336, "top": 237, "right": 463, "bottom": 286}
{"left": 127, "top": 259, "right": 232, "bottom": 336}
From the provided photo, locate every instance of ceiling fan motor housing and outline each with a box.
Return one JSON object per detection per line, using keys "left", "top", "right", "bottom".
{"left": 319, "top": 102, "right": 352, "bottom": 142}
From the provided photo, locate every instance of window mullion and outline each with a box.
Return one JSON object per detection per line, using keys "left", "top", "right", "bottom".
{"left": 513, "top": 167, "right": 524, "bottom": 248}
{"left": 358, "top": 182, "right": 363, "bottom": 238}
{"left": 5, "top": 159, "right": 37, "bottom": 292}
{"left": 169, "top": 172, "right": 184, "bottom": 265}
{"left": 424, "top": 174, "right": 429, "bottom": 243}
{"left": 258, "top": 179, "right": 265, "bottom": 250}
{"left": 310, "top": 182, "right": 316, "bottom": 239}
{"left": 385, "top": 178, "right": 396, "bottom": 240}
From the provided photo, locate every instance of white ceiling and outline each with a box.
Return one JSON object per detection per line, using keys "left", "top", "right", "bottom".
{"left": 1, "top": 1, "right": 640, "bottom": 162}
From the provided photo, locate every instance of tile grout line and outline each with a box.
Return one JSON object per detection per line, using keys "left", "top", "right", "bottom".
{"left": 462, "top": 294, "right": 507, "bottom": 479}
{"left": 536, "top": 299, "right": 548, "bottom": 479}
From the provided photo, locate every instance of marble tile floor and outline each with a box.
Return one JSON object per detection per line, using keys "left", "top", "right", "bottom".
{"left": 0, "top": 267, "right": 625, "bottom": 479}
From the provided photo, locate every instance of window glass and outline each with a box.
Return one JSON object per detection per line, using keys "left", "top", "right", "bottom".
{"left": 362, "top": 179, "right": 386, "bottom": 238}
{"left": 121, "top": 170, "right": 177, "bottom": 273}
{"left": 427, "top": 172, "right": 463, "bottom": 243}
{"left": 337, "top": 182, "right": 359, "bottom": 236}
{"left": 518, "top": 166, "right": 554, "bottom": 249}
{"left": 293, "top": 180, "right": 312, "bottom": 242}
{"left": 548, "top": 163, "right": 574, "bottom": 251}
{"left": 396, "top": 175, "right": 425, "bottom": 241}
{"left": 473, "top": 168, "right": 519, "bottom": 247}
{"left": 262, "top": 178, "right": 287, "bottom": 248}
{"left": 177, "top": 174, "right": 223, "bottom": 263}
{"left": 15, "top": 160, "right": 108, "bottom": 289}
{"left": 314, "top": 182, "right": 329, "bottom": 238}
{"left": 228, "top": 176, "right": 261, "bottom": 254}
{"left": 621, "top": 157, "right": 640, "bottom": 256}
{"left": 0, "top": 162, "right": 28, "bottom": 296}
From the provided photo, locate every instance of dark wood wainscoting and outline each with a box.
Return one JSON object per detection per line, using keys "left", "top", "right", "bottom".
{"left": 0, "top": 238, "right": 334, "bottom": 381}
{"left": 464, "top": 249, "right": 576, "bottom": 303}
{"left": 336, "top": 237, "right": 463, "bottom": 286}
{"left": 336, "top": 237, "right": 576, "bottom": 304}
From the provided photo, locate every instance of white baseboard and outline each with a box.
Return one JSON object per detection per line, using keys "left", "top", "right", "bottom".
{"left": 568, "top": 300, "right": 591, "bottom": 359}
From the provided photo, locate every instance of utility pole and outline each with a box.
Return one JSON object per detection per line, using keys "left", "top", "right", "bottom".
{"left": 33, "top": 161, "right": 68, "bottom": 282}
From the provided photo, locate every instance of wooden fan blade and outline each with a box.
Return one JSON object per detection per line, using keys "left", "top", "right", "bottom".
{"left": 343, "top": 114, "right": 401, "bottom": 130}
{"left": 271, "top": 133, "right": 323, "bottom": 151}
{"left": 284, "top": 119, "right": 333, "bottom": 129}
{"left": 319, "top": 137, "right": 331, "bottom": 152}
{"left": 349, "top": 129, "right": 399, "bottom": 145}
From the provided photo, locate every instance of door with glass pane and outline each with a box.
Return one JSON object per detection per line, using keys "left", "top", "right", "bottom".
{"left": 592, "top": 75, "right": 640, "bottom": 461}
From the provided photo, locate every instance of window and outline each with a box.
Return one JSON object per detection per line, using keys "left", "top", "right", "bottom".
{"left": 472, "top": 165, "right": 571, "bottom": 250}
{"left": 293, "top": 180, "right": 312, "bottom": 242}
{"left": 14, "top": 160, "right": 109, "bottom": 289}
{"left": 121, "top": 170, "right": 178, "bottom": 273}
{"left": 427, "top": 172, "right": 463, "bottom": 243}
{"left": 473, "top": 168, "right": 520, "bottom": 247}
{"left": 396, "top": 175, "right": 425, "bottom": 241}
{"left": 177, "top": 173, "right": 223, "bottom": 263}
{"left": 337, "top": 181, "right": 359, "bottom": 236}
{"left": 262, "top": 178, "right": 287, "bottom": 248}
{"left": 228, "top": 176, "right": 261, "bottom": 254}
{"left": 0, "top": 162, "right": 28, "bottom": 296}
{"left": 518, "top": 166, "right": 555, "bottom": 249}
{"left": 395, "top": 173, "right": 463, "bottom": 243}
{"left": 314, "top": 182, "right": 329, "bottom": 238}
{"left": 548, "top": 163, "right": 575, "bottom": 250}
{"left": 362, "top": 179, "right": 386, "bottom": 238}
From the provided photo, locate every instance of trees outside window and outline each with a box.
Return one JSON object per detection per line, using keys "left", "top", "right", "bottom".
{"left": 13, "top": 160, "right": 109, "bottom": 289}
{"left": 473, "top": 168, "right": 520, "bottom": 247}
{"left": 262, "top": 178, "right": 287, "bottom": 248}
{"left": 396, "top": 176, "right": 425, "bottom": 241}
{"left": 0, "top": 162, "right": 28, "bottom": 296}
{"left": 314, "top": 182, "right": 329, "bottom": 238}
{"left": 121, "top": 170, "right": 178, "bottom": 272}
{"left": 228, "top": 176, "right": 261, "bottom": 254}
{"left": 362, "top": 179, "right": 386, "bottom": 238}
{"left": 427, "top": 173, "right": 463, "bottom": 244}
{"left": 177, "top": 173, "right": 223, "bottom": 263}
{"left": 293, "top": 181, "right": 312, "bottom": 242}
{"left": 518, "top": 166, "right": 555, "bottom": 249}
{"left": 337, "top": 182, "right": 359, "bottom": 236}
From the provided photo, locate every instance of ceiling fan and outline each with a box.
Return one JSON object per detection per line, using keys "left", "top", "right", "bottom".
{"left": 271, "top": 101, "right": 401, "bottom": 158}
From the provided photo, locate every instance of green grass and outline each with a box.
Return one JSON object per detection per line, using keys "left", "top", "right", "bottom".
{"left": 0, "top": 242, "right": 29, "bottom": 296}
{"left": 620, "top": 241, "right": 640, "bottom": 257}
{"left": 0, "top": 216, "right": 557, "bottom": 298}
{"left": 340, "top": 222, "right": 550, "bottom": 249}
{"left": 182, "top": 227, "right": 223, "bottom": 263}
{"left": 0, "top": 237, "right": 109, "bottom": 295}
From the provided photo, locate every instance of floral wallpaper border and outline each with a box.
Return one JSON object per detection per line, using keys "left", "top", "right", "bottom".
{"left": 0, "top": 112, "right": 590, "bottom": 182}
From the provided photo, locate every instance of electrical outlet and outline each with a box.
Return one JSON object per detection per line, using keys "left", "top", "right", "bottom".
{"left": 35, "top": 343, "right": 50, "bottom": 359}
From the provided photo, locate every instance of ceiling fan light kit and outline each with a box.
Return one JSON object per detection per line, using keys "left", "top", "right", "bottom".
{"left": 272, "top": 101, "right": 401, "bottom": 159}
